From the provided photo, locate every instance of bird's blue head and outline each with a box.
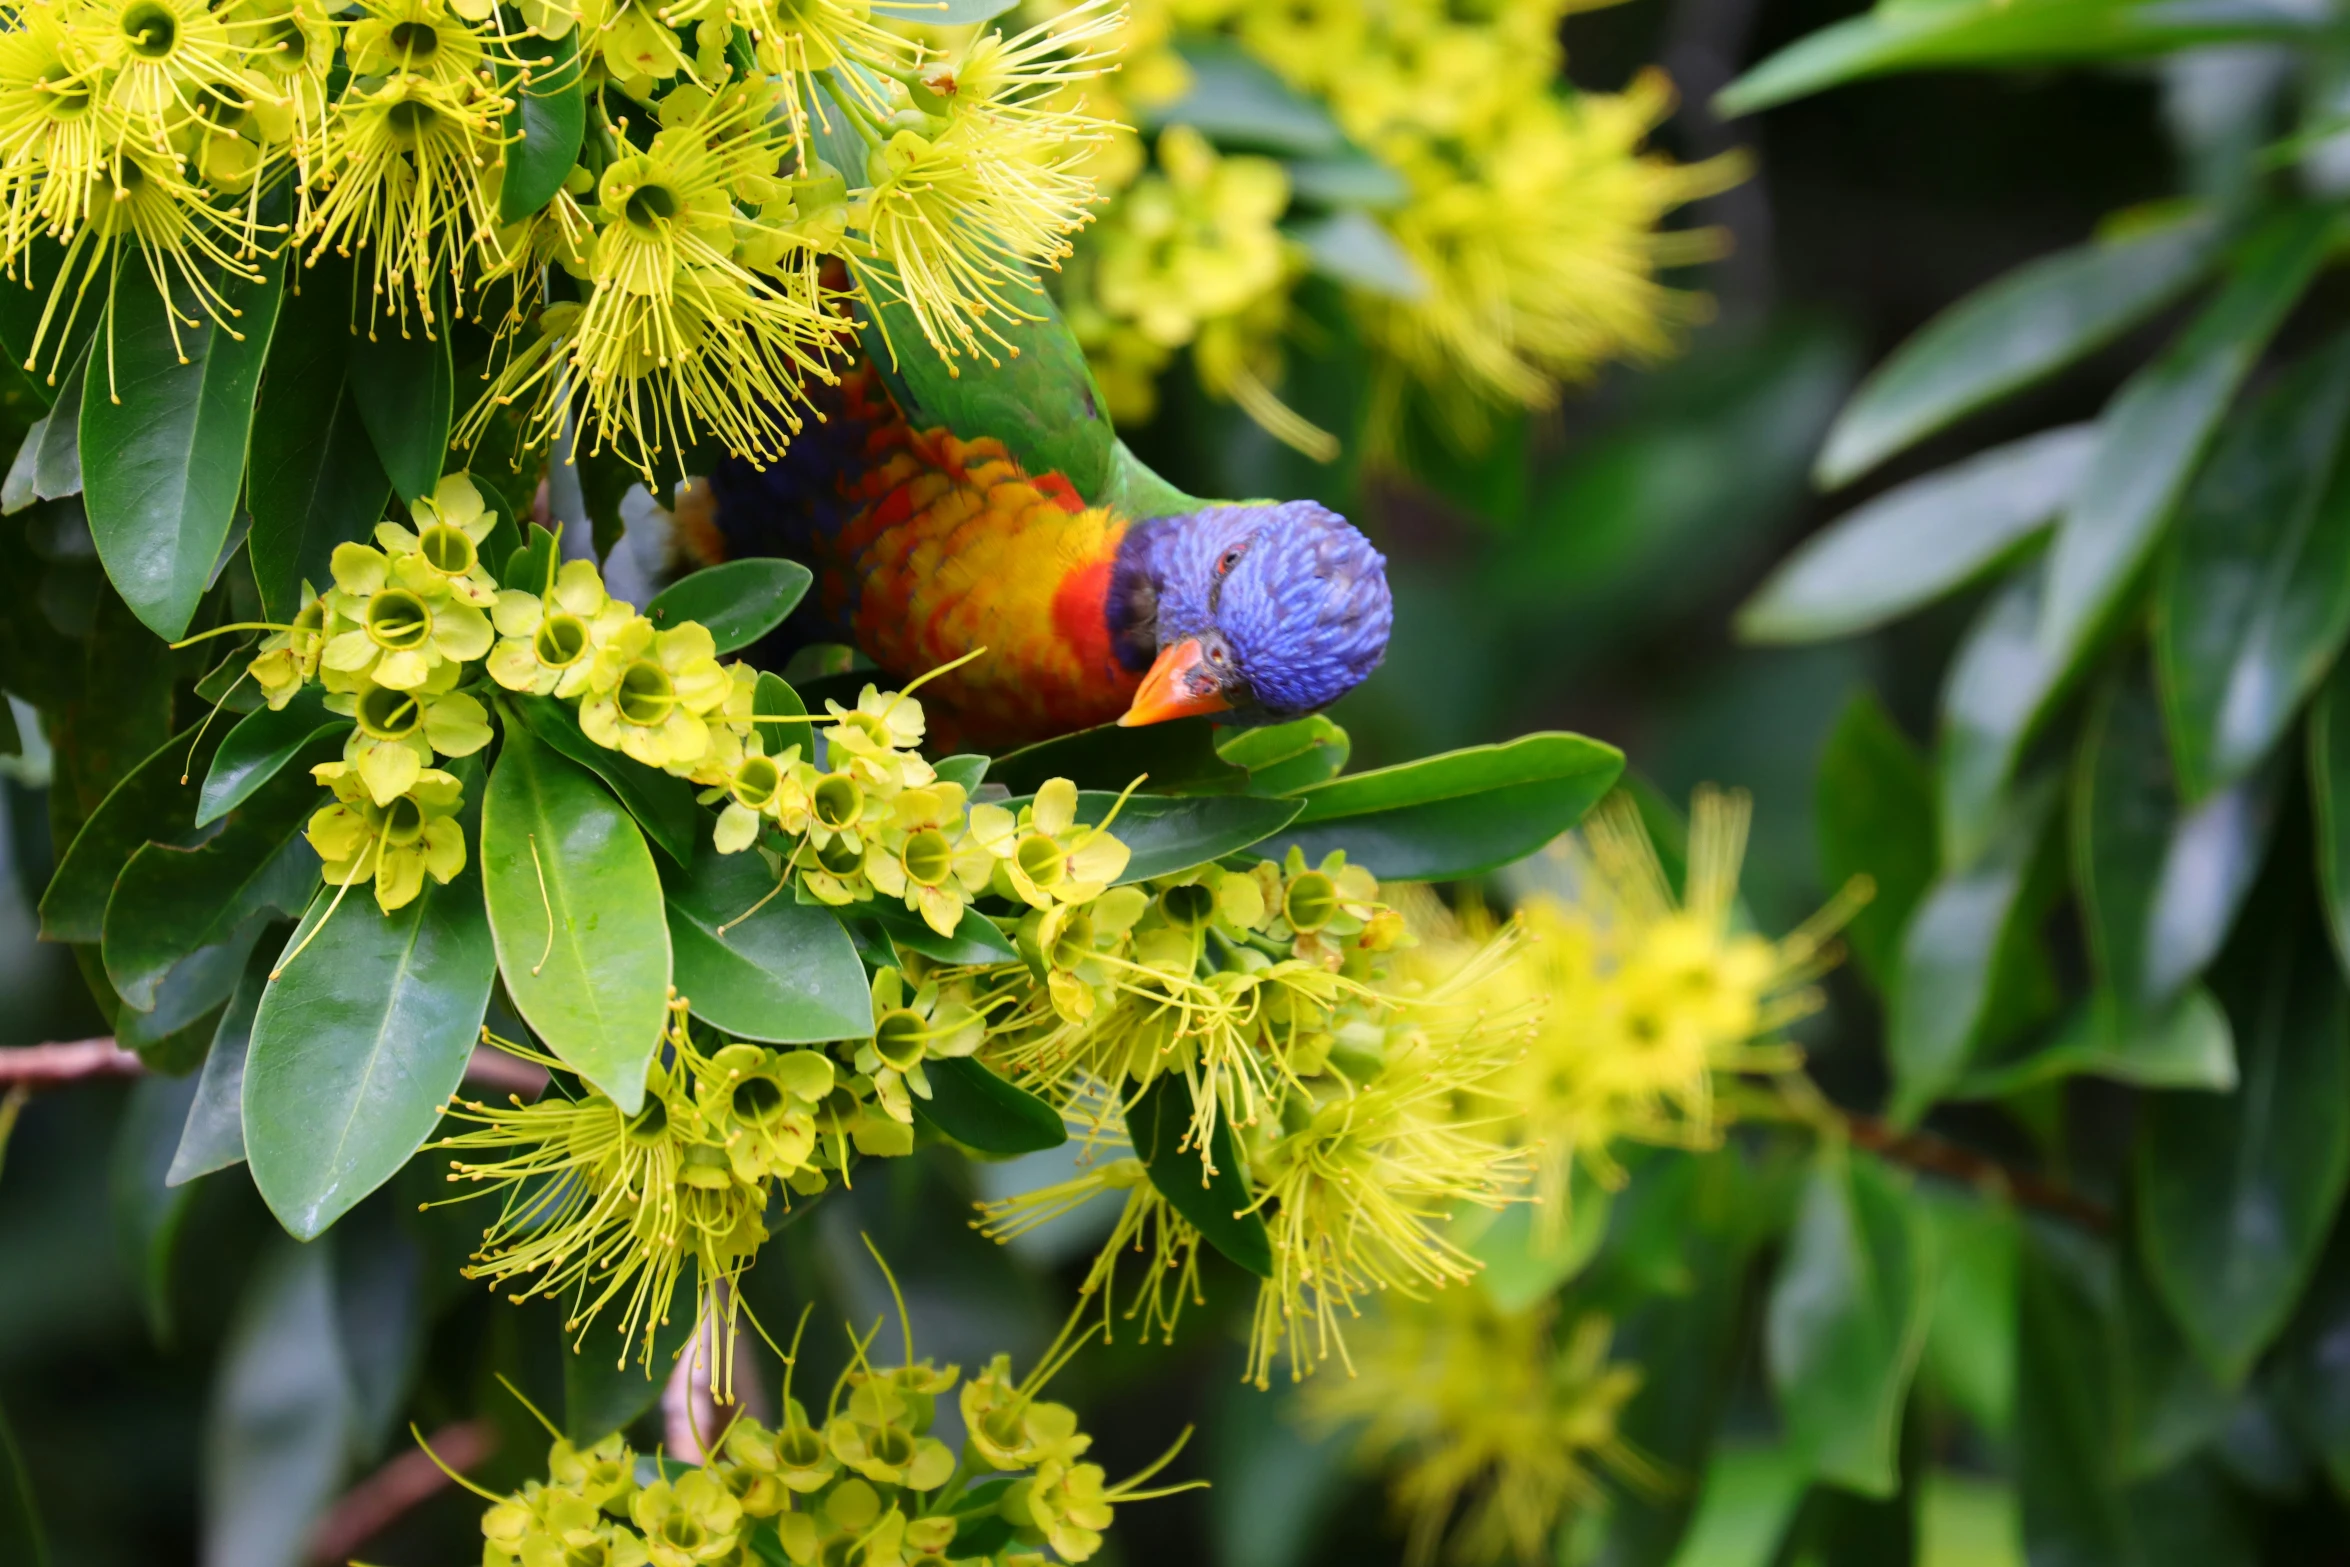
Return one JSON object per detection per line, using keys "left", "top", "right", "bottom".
{"left": 1109, "top": 500, "right": 1393, "bottom": 728}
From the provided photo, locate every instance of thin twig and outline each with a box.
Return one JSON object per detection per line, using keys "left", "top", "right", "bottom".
{"left": 1844, "top": 1112, "right": 2112, "bottom": 1233}
{"left": 0, "top": 1039, "right": 549, "bottom": 1099}
{"left": 307, "top": 1418, "right": 497, "bottom": 1565}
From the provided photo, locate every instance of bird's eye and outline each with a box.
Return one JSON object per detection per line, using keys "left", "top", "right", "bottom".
{"left": 1216, "top": 548, "right": 1242, "bottom": 576}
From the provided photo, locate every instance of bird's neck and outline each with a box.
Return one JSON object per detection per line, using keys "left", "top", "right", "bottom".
{"left": 1105, "top": 514, "right": 1181, "bottom": 675}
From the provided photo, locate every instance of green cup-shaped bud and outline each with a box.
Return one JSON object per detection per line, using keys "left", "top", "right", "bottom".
{"left": 813, "top": 773, "right": 862, "bottom": 831}
{"left": 356, "top": 682, "right": 421, "bottom": 740}
{"left": 1285, "top": 871, "right": 1340, "bottom": 933}
{"left": 366, "top": 588, "right": 432, "bottom": 650}
{"left": 1015, "top": 832, "right": 1065, "bottom": 890}
{"left": 534, "top": 612, "right": 589, "bottom": 669}
{"left": 873, "top": 1009, "right": 926, "bottom": 1074}
{"left": 418, "top": 522, "right": 476, "bottom": 576}
{"left": 900, "top": 828, "right": 953, "bottom": 887}
{"left": 732, "top": 755, "right": 781, "bottom": 812}
{"left": 616, "top": 659, "right": 677, "bottom": 726}
{"left": 814, "top": 835, "right": 863, "bottom": 876}
{"left": 1159, "top": 882, "right": 1215, "bottom": 929}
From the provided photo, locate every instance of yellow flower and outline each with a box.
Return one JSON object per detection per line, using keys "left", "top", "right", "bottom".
{"left": 575, "top": 0, "right": 688, "bottom": 92}
{"left": 971, "top": 777, "right": 1130, "bottom": 909}
{"left": 249, "top": 583, "right": 330, "bottom": 709}
{"left": 373, "top": 472, "right": 505, "bottom": 608}
{"left": 628, "top": 1468, "right": 741, "bottom": 1567}
{"left": 864, "top": 782, "right": 993, "bottom": 936}
{"left": 326, "top": 667, "right": 492, "bottom": 805}
{"left": 317, "top": 540, "right": 495, "bottom": 692}
{"left": 820, "top": 683, "right": 931, "bottom": 792}
{"left": 304, "top": 761, "right": 468, "bottom": 913}
{"left": 577, "top": 616, "right": 731, "bottom": 772}
{"left": 691, "top": 1042, "right": 833, "bottom": 1183}
{"left": 488, "top": 557, "right": 636, "bottom": 697}
{"left": 699, "top": 736, "right": 809, "bottom": 854}
{"left": 859, "top": 965, "right": 983, "bottom": 1122}
{"left": 343, "top": 0, "right": 495, "bottom": 89}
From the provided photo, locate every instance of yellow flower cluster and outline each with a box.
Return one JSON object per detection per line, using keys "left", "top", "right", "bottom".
{"left": 0, "top": 0, "right": 1127, "bottom": 473}
{"left": 1301, "top": 1290, "right": 1652, "bottom": 1567}
{"left": 471, "top": 1305, "right": 1196, "bottom": 1567}
{"left": 1037, "top": 0, "right": 1743, "bottom": 449}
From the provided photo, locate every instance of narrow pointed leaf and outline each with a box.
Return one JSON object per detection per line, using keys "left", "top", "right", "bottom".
{"left": 169, "top": 938, "right": 273, "bottom": 1186}
{"left": 501, "top": 520, "right": 559, "bottom": 592}
{"left": 1815, "top": 217, "right": 2218, "bottom": 486}
{"left": 1742, "top": 425, "right": 2091, "bottom": 644}
{"left": 501, "top": 30, "right": 586, "bottom": 222}
{"left": 1260, "top": 732, "right": 1625, "bottom": 882}
{"left": 1218, "top": 714, "right": 1350, "bottom": 793}
{"left": 247, "top": 761, "right": 497, "bottom": 1239}
{"left": 865, "top": 899, "right": 1018, "bottom": 964}
{"left": 511, "top": 692, "right": 698, "bottom": 867}
{"left": 2038, "top": 208, "right": 2336, "bottom": 703}
{"left": 913, "top": 1057, "right": 1067, "bottom": 1154}
{"left": 1814, "top": 690, "right": 1938, "bottom": 994}
{"left": 661, "top": 836, "right": 872, "bottom": 1043}
{"left": 988, "top": 715, "right": 1246, "bottom": 796}
{"left": 1955, "top": 985, "right": 2237, "bottom": 1099}
{"left": 349, "top": 315, "right": 455, "bottom": 505}
{"left": 246, "top": 254, "right": 392, "bottom": 621}
{"left": 482, "top": 715, "right": 670, "bottom": 1111}
{"left": 753, "top": 670, "right": 806, "bottom": 758}
{"left": 933, "top": 752, "right": 988, "bottom": 793}
{"left": 2312, "top": 665, "right": 2350, "bottom": 979}
{"left": 40, "top": 722, "right": 228, "bottom": 942}
{"left": 197, "top": 686, "right": 349, "bottom": 827}
{"left": 1127, "top": 1072, "right": 1272, "bottom": 1277}
{"left": 1938, "top": 561, "right": 2063, "bottom": 869}
{"left": 2157, "top": 333, "right": 2350, "bottom": 799}
{"left": 202, "top": 1239, "right": 352, "bottom": 1567}
{"left": 0, "top": 1396, "right": 48, "bottom": 1567}
{"left": 1002, "top": 789, "right": 1305, "bottom": 884}
{"left": 111, "top": 1070, "right": 201, "bottom": 1343}
{"left": 82, "top": 254, "right": 285, "bottom": 640}
{"left": 643, "top": 558, "right": 812, "bottom": 655}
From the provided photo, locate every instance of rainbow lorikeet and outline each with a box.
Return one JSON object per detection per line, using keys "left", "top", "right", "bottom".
{"left": 671, "top": 307, "right": 1392, "bottom": 753}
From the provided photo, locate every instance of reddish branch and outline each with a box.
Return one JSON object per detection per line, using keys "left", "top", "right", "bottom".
{"left": 0, "top": 1039, "right": 548, "bottom": 1097}
{"left": 1845, "top": 1112, "right": 2112, "bottom": 1232}
{"left": 308, "top": 1419, "right": 497, "bottom": 1565}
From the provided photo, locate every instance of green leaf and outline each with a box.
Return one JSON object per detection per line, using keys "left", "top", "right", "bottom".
{"left": 1290, "top": 209, "right": 1427, "bottom": 300}
{"left": 113, "top": 933, "right": 246, "bottom": 1072}
{"left": 198, "top": 686, "right": 348, "bottom": 827}
{"left": 349, "top": 313, "right": 456, "bottom": 505}
{"left": 1765, "top": 1145, "right": 1936, "bottom": 1497}
{"left": 913, "top": 1057, "right": 1067, "bottom": 1154}
{"left": 202, "top": 1238, "right": 353, "bottom": 1567}
{"left": 563, "top": 1307, "right": 698, "bottom": 1444}
{"left": 2113, "top": 1231, "right": 2234, "bottom": 1479}
{"left": 0, "top": 1395, "right": 49, "bottom": 1567}
{"left": 2137, "top": 888, "right": 2350, "bottom": 1385}
{"left": 246, "top": 252, "right": 392, "bottom": 622}
{"left": 1890, "top": 775, "right": 2062, "bottom": 1125}
{"left": 246, "top": 760, "right": 498, "bottom": 1240}
{"left": 2014, "top": 1230, "right": 2131, "bottom": 1566}
{"left": 574, "top": 443, "right": 637, "bottom": 562}
{"left": 1915, "top": 1188, "right": 2020, "bottom": 1443}
{"left": 661, "top": 835, "right": 872, "bottom": 1044}
{"left": 1814, "top": 215, "right": 2220, "bottom": 487}
{"left": 2274, "top": 1218, "right": 2350, "bottom": 1504}
{"left": 1259, "top": 732, "right": 1625, "bottom": 883}
{"left": 0, "top": 235, "right": 96, "bottom": 410}
{"left": 1720, "top": 0, "right": 2321, "bottom": 115}
{"left": 1001, "top": 790, "right": 1304, "bottom": 884}
{"left": 168, "top": 937, "right": 272, "bottom": 1186}
{"left": 988, "top": 715, "right": 1246, "bottom": 795}
{"left": 1741, "top": 425, "right": 2091, "bottom": 644}
{"left": 101, "top": 729, "right": 330, "bottom": 1013}
{"left": 482, "top": 713, "right": 671, "bottom": 1111}
{"left": 1, "top": 345, "right": 86, "bottom": 511}
{"left": 934, "top": 752, "right": 988, "bottom": 793}
{"left": 1954, "top": 985, "right": 2237, "bottom": 1098}
{"left": 1938, "top": 560, "right": 2063, "bottom": 868}
{"left": 502, "top": 29, "right": 586, "bottom": 222}
{"left": 750, "top": 670, "right": 807, "bottom": 762}
{"left": 511, "top": 692, "right": 699, "bottom": 867}
{"left": 1151, "top": 38, "right": 1346, "bottom": 155}
{"left": 501, "top": 520, "right": 559, "bottom": 592}
{"left": 1127, "top": 1072, "right": 1272, "bottom": 1278}
{"left": 39, "top": 721, "right": 224, "bottom": 943}
{"left": 2312, "top": 664, "right": 2350, "bottom": 981}
{"left": 1814, "top": 691, "right": 1938, "bottom": 994}
{"left": 2157, "top": 333, "right": 2350, "bottom": 799}
{"left": 2074, "top": 662, "right": 2282, "bottom": 1013}
{"left": 865, "top": 899, "right": 1018, "bottom": 964}
{"left": 81, "top": 254, "right": 285, "bottom": 640}
{"left": 1217, "top": 715, "right": 1349, "bottom": 794}
{"left": 642, "top": 558, "right": 812, "bottom": 655}
{"left": 2038, "top": 207, "right": 2337, "bottom": 711}
{"left": 111, "top": 1070, "right": 201, "bottom": 1344}
{"left": 1662, "top": 1442, "right": 1809, "bottom": 1567}
{"left": 1458, "top": 1168, "right": 1611, "bottom": 1313}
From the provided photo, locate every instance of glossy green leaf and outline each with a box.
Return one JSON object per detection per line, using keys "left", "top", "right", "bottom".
{"left": 1003, "top": 790, "right": 1304, "bottom": 884}
{"left": 102, "top": 729, "right": 330, "bottom": 1013}
{"left": 2014, "top": 1230, "right": 2131, "bottom": 1566}
{"left": 1260, "top": 732, "right": 1624, "bottom": 883}
{"left": 1814, "top": 215, "right": 2219, "bottom": 486}
{"left": 2274, "top": 1218, "right": 2350, "bottom": 1503}
{"left": 934, "top": 753, "right": 988, "bottom": 793}
{"left": 1283, "top": 148, "right": 1408, "bottom": 208}
{"left": 198, "top": 686, "right": 348, "bottom": 827}
{"left": 38, "top": 721, "right": 221, "bottom": 944}
{"left": 2114, "top": 1232, "right": 2234, "bottom": 1480}
{"left": 913, "top": 1057, "right": 1067, "bottom": 1155}
{"left": 1720, "top": 0, "right": 2320, "bottom": 115}
{"left": 1765, "top": 1145, "right": 1936, "bottom": 1496}
{"left": 2076, "top": 661, "right": 2282, "bottom": 1014}
{"left": 1915, "top": 1188, "right": 2020, "bottom": 1443}
{"left": 511, "top": 692, "right": 699, "bottom": 867}
{"left": 0, "top": 235, "right": 95, "bottom": 410}
{"left": 661, "top": 836, "right": 872, "bottom": 1043}
{"left": 81, "top": 254, "right": 284, "bottom": 640}
{"left": 246, "top": 254, "right": 392, "bottom": 622}
{"left": 1662, "top": 1442, "right": 1809, "bottom": 1567}
{"left": 1955, "top": 985, "right": 2237, "bottom": 1099}
{"left": 466, "top": 468, "right": 526, "bottom": 578}
{"left": 1151, "top": 38, "right": 1346, "bottom": 154}
{"left": 168, "top": 937, "right": 273, "bottom": 1186}
{"left": 2157, "top": 333, "right": 2350, "bottom": 799}
{"left": 1742, "top": 425, "right": 2091, "bottom": 644}
{"left": 0, "top": 1395, "right": 48, "bottom": 1567}
{"left": 1, "top": 346, "right": 86, "bottom": 512}
{"left": 643, "top": 558, "right": 812, "bottom": 655}
{"left": 1290, "top": 209, "right": 1428, "bottom": 300}
{"left": 501, "top": 520, "right": 559, "bottom": 592}
{"left": 1890, "top": 775, "right": 2061, "bottom": 1125}
{"left": 350, "top": 314, "right": 456, "bottom": 505}
{"left": 564, "top": 1307, "right": 698, "bottom": 1444}
{"left": 753, "top": 670, "right": 807, "bottom": 759}
{"left": 112, "top": 927, "right": 247, "bottom": 1072}
{"left": 330, "top": 1194, "right": 427, "bottom": 1461}
{"left": 988, "top": 716, "right": 1245, "bottom": 796}
{"left": 110, "top": 1070, "right": 201, "bottom": 1344}
{"left": 501, "top": 29, "right": 585, "bottom": 222}
{"left": 865, "top": 899, "right": 1018, "bottom": 964}
{"left": 246, "top": 761, "right": 497, "bottom": 1240}
{"left": 1938, "top": 561, "right": 2063, "bottom": 869}
{"left": 482, "top": 714, "right": 670, "bottom": 1111}
{"left": 1218, "top": 715, "right": 1349, "bottom": 795}
{"left": 2138, "top": 893, "right": 2350, "bottom": 1385}
{"left": 2313, "top": 665, "right": 2350, "bottom": 980}
{"left": 202, "top": 1238, "right": 352, "bottom": 1567}
{"left": 1814, "top": 690, "right": 1938, "bottom": 994}
{"left": 1459, "top": 1169, "right": 1611, "bottom": 1313}
{"left": 1127, "top": 1073, "right": 1272, "bottom": 1278}
{"left": 2039, "top": 208, "right": 2337, "bottom": 705}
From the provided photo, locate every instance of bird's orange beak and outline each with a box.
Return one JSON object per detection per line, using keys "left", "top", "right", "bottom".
{"left": 1119, "top": 638, "right": 1231, "bottom": 727}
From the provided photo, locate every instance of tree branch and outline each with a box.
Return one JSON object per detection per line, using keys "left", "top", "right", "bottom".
{"left": 1844, "top": 1112, "right": 2112, "bottom": 1232}
{"left": 308, "top": 1419, "right": 497, "bottom": 1565}
{"left": 0, "top": 1039, "right": 549, "bottom": 1097}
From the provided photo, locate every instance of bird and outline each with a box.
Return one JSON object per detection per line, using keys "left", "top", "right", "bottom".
{"left": 668, "top": 298, "right": 1393, "bottom": 754}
